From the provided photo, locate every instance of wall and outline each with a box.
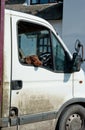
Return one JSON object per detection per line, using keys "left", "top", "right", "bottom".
{"left": 49, "top": 20, "right": 62, "bottom": 38}
{"left": 62, "top": 0, "right": 85, "bottom": 71}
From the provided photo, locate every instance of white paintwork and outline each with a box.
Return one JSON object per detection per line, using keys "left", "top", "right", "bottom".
{"left": 2, "top": 9, "right": 85, "bottom": 130}
{"left": 11, "top": 11, "right": 73, "bottom": 115}
{"left": 2, "top": 11, "right": 11, "bottom": 117}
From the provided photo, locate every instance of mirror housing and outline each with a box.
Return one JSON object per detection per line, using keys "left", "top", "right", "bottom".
{"left": 71, "top": 40, "right": 85, "bottom": 72}
{"left": 72, "top": 52, "right": 82, "bottom": 71}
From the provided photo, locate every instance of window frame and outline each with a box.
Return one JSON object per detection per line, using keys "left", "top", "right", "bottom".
{"left": 30, "top": 0, "right": 57, "bottom": 5}
{"left": 17, "top": 20, "right": 71, "bottom": 73}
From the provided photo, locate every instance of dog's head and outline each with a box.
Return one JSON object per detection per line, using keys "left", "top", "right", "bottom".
{"left": 25, "top": 55, "right": 42, "bottom": 67}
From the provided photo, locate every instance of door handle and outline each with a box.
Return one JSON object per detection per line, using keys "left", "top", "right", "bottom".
{"left": 11, "top": 80, "right": 22, "bottom": 90}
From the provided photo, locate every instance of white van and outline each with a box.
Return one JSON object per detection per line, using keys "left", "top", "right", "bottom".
{"left": 0, "top": 9, "right": 85, "bottom": 130}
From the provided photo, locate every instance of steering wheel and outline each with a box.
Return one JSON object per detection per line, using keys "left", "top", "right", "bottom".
{"left": 39, "top": 52, "right": 51, "bottom": 66}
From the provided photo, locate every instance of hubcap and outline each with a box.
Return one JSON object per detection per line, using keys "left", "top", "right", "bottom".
{"left": 66, "top": 114, "right": 83, "bottom": 130}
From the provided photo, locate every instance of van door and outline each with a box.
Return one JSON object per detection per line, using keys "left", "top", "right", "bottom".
{"left": 11, "top": 15, "right": 73, "bottom": 129}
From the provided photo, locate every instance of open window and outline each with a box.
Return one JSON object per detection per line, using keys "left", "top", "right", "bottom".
{"left": 17, "top": 21, "right": 71, "bottom": 72}
{"left": 18, "top": 21, "right": 53, "bottom": 69}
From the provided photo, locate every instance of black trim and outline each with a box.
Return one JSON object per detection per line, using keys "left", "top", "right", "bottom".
{"left": 10, "top": 111, "right": 57, "bottom": 126}
{"left": 11, "top": 80, "right": 22, "bottom": 90}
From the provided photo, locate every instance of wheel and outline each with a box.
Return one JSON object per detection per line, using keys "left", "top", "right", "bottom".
{"left": 58, "top": 105, "right": 85, "bottom": 130}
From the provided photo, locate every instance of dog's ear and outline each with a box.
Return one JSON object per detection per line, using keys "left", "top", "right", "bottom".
{"left": 25, "top": 56, "right": 31, "bottom": 64}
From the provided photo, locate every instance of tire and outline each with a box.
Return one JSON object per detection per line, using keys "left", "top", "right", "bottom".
{"left": 58, "top": 105, "right": 85, "bottom": 130}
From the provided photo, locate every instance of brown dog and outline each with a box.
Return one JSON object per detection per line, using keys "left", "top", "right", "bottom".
{"left": 25, "top": 55, "right": 42, "bottom": 67}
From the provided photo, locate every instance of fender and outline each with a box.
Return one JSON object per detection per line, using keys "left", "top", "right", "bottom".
{"left": 55, "top": 97, "right": 85, "bottom": 128}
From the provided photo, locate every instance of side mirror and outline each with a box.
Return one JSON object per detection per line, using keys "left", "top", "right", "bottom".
{"left": 72, "top": 52, "right": 82, "bottom": 71}
{"left": 72, "top": 39, "right": 85, "bottom": 72}
{"left": 75, "top": 39, "right": 81, "bottom": 53}
{"left": 75, "top": 39, "right": 85, "bottom": 62}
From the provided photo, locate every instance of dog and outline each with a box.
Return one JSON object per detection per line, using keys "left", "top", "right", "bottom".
{"left": 25, "top": 55, "right": 42, "bottom": 67}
